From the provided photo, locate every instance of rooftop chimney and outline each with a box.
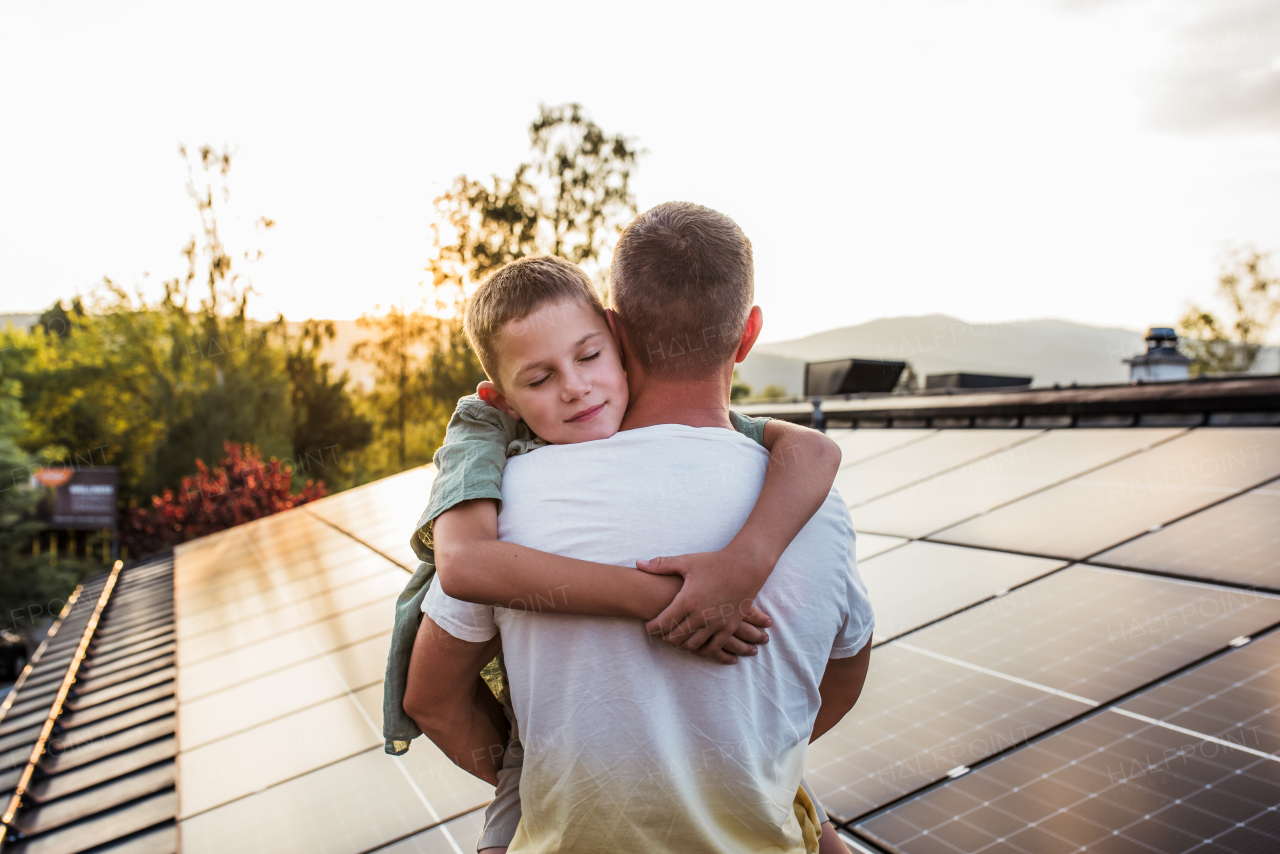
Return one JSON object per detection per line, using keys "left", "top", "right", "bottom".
{"left": 1124, "top": 327, "right": 1191, "bottom": 382}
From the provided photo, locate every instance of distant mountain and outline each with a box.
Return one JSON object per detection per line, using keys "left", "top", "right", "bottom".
{"left": 739, "top": 315, "right": 1152, "bottom": 396}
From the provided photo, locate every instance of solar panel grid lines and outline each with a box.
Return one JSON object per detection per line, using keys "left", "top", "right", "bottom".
{"left": 852, "top": 631, "right": 1280, "bottom": 854}
{"left": 856, "top": 542, "right": 1067, "bottom": 645}
{"left": 804, "top": 565, "right": 1280, "bottom": 827}
{"left": 850, "top": 428, "right": 1189, "bottom": 540}
{"left": 1093, "top": 480, "right": 1280, "bottom": 593}
{"left": 174, "top": 505, "right": 494, "bottom": 851}
{"left": 932, "top": 428, "right": 1280, "bottom": 561}
{"left": 836, "top": 431, "right": 1045, "bottom": 509}
{"left": 834, "top": 430, "right": 938, "bottom": 470}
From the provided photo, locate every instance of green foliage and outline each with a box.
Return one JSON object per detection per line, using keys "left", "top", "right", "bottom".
{"left": 730, "top": 370, "right": 752, "bottom": 402}
{"left": 0, "top": 379, "right": 99, "bottom": 639}
{"left": 1, "top": 146, "right": 368, "bottom": 512}
{"left": 351, "top": 104, "right": 641, "bottom": 481}
{"left": 1179, "top": 247, "right": 1280, "bottom": 374}
{"left": 428, "top": 103, "right": 642, "bottom": 294}
{"left": 760, "top": 384, "right": 788, "bottom": 400}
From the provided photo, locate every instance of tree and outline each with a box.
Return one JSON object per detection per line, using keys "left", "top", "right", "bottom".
{"left": 351, "top": 104, "right": 642, "bottom": 480}
{"left": 121, "top": 441, "right": 325, "bottom": 558}
{"left": 427, "top": 103, "right": 642, "bottom": 295}
{"left": 0, "top": 378, "right": 98, "bottom": 640}
{"left": 352, "top": 303, "right": 439, "bottom": 471}
{"left": 1179, "top": 246, "right": 1280, "bottom": 374}
{"left": 730, "top": 370, "right": 752, "bottom": 402}
{"left": 2, "top": 145, "right": 365, "bottom": 511}
{"left": 285, "top": 320, "right": 373, "bottom": 485}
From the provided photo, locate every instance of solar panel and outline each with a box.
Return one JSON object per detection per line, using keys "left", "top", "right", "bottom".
{"left": 1095, "top": 483, "right": 1280, "bottom": 591}
{"left": 178, "top": 632, "right": 389, "bottom": 750}
{"left": 370, "top": 807, "right": 488, "bottom": 853}
{"left": 304, "top": 466, "right": 436, "bottom": 568}
{"left": 180, "top": 747, "right": 493, "bottom": 854}
{"left": 855, "top": 532, "right": 908, "bottom": 562}
{"left": 851, "top": 428, "right": 1184, "bottom": 538}
{"left": 835, "top": 430, "right": 1040, "bottom": 507}
{"left": 804, "top": 566, "right": 1280, "bottom": 824}
{"left": 933, "top": 428, "right": 1280, "bottom": 559}
{"left": 173, "top": 474, "right": 497, "bottom": 851}
{"left": 833, "top": 429, "right": 936, "bottom": 469}
{"left": 854, "top": 630, "right": 1280, "bottom": 854}
{"left": 858, "top": 541, "right": 1066, "bottom": 643}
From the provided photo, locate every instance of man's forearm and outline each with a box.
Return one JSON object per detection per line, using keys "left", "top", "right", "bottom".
{"left": 415, "top": 675, "right": 509, "bottom": 785}
{"left": 812, "top": 640, "right": 872, "bottom": 742}
{"left": 437, "top": 538, "right": 681, "bottom": 621}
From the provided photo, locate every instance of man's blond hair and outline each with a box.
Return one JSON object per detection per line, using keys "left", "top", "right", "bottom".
{"left": 463, "top": 256, "right": 606, "bottom": 384}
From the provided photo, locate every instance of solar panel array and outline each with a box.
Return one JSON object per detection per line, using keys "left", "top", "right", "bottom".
{"left": 172, "top": 467, "right": 496, "bottom": 854}
{"left": 817, "top": 425, "right": 1280, "bottom": 853}
{"left": 147, "top": 423, "right": 1280, "bottom": 852}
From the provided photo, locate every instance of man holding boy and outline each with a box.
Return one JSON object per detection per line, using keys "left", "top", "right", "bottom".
{"left": 409, "top": 202, "right": 873, "bottom": 852}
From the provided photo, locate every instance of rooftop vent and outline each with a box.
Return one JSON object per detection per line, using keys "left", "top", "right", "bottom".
{"left": 804, "top": 358, "right": 906, "bottom": 396}
{"left": 924, "top": 372, "right": 1032, "bottom": 391}
{"left": 1125, "top": 327, "right": 1191, "bottom": 382}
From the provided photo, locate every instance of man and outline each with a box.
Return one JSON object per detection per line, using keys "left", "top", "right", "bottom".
{"left": 408, "top": 202, "right": 874, "bottom": 853}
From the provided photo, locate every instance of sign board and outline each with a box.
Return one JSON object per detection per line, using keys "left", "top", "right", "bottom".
{"left": 29, "top": 467, "right": 117, "bottom": 530}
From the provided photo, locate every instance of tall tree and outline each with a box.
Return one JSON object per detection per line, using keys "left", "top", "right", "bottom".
{"left": 427, "top": 103, "right": 642, "bottom": 295}
{"left": 1179, "top": 246, "right": 1280, "bottom": 373}
{"left": 352, "top": 304, "right": 438, "bottom": 470}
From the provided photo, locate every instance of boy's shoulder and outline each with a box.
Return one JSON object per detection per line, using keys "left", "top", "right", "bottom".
{"left": 447, "top": 394, "right": 545, "bottom": 458}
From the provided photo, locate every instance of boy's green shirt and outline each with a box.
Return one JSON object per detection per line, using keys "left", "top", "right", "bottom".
{"left": 383, "top": 394, "right": 769, "bottom": 755}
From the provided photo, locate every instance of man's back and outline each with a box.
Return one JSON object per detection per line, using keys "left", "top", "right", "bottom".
{"left": 427, "top": 425, "right": 873, "bottom": 853}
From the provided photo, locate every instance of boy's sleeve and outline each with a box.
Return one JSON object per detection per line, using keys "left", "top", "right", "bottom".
{"left": 409, "top": 394, "right": 544, "bottom": 561}
{"left": 728, "top": 411, "right": 771, "bottom": 448}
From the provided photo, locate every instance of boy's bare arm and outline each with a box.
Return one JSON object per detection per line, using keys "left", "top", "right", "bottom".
{"left": 432, "top": 500, "right": 771, "bottom": 664}
{"left": 640, "top": 420, "right": 842, "bottom": 654}
{"left": 403, "top": 615, "right": 508, "bottom": 785}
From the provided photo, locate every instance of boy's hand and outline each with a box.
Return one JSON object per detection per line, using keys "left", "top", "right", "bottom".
{"left": 637, "top": 548, "right": 773, "bottom": 662}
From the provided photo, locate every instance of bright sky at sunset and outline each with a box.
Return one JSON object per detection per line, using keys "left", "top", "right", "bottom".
{"left": 2, "top": 0, "right": 1277, "bottom": 342}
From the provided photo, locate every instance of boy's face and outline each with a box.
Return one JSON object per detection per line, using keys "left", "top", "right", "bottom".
{"left": 486, "top": 298, "right": 628, "bottom": 444}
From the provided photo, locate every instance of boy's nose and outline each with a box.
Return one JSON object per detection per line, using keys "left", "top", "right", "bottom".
{"left": 562, "top": 371, "right": 590, "bottom": 400}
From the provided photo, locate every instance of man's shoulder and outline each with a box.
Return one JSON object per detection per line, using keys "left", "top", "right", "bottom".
{"left": 506, "top": 425, "right": 762, "bottom": 472}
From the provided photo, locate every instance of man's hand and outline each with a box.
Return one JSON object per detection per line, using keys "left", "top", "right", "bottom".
{"left": 637, "top": 545, "right": 773, "bottom": 663}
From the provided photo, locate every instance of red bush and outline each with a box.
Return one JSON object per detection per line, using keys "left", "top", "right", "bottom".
{"left": 122, "top": 441, "right": 326, "bottom": 557}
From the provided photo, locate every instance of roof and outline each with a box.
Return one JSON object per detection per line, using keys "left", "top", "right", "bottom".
{"left": 0, "top": 557, "right": 176, "bottom": 853}
{"left": 5, "top": 419, "right": 1279, "bottom": 853}
{"left": 739, "top": 374, "right": 1280, "bottom": 427}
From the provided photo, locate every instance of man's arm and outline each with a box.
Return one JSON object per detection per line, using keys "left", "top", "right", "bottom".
{"left": 432, "top": 500, "right": 771, "bottom": 664}
{"left": 403, "top": 613, "right": 509, "bottom": 785}
{"left": 812, "top": 639, "right": 872, "bottom": 743}
{"left": 640, "top": 420, "right": 842, "bottom": 653}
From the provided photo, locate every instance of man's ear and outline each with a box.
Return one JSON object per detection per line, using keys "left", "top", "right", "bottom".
{"left": 734, "top": 306, "right": 764, "bottom": 363}
{"left": 477, "top": 381, "right": 522, "bottom": 421}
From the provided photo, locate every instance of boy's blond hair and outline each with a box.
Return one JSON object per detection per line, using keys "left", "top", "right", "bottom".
{"left": 463, "top": 256, "right": 607, "bottom": 384}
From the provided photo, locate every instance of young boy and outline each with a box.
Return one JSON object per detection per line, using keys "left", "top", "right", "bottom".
{"left": 387, "top": 256, "right": 849, "bottom": 853}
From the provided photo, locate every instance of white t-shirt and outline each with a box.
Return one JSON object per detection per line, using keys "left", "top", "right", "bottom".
{"left": 424, "top": 425, "right": 874, "bottom": 854}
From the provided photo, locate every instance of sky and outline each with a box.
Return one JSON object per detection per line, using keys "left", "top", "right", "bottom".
{"left": 2, "top": 0, "right": 1278, "bottom": 343}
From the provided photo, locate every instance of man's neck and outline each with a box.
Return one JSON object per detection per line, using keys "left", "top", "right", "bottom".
{"left": 620, "top": 375, "right": 734, "bottom": 431}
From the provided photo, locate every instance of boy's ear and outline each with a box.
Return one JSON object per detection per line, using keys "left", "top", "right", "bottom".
{"left": 735, "top": 306, "right": 764, "bottom": 363}
{"left": 477, "top": 381, "right": 522, "bottom": 421}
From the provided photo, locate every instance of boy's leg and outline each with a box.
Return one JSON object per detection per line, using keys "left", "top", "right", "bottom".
{"left": 818, "top": 822, "right": 851, "bottom": 854}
